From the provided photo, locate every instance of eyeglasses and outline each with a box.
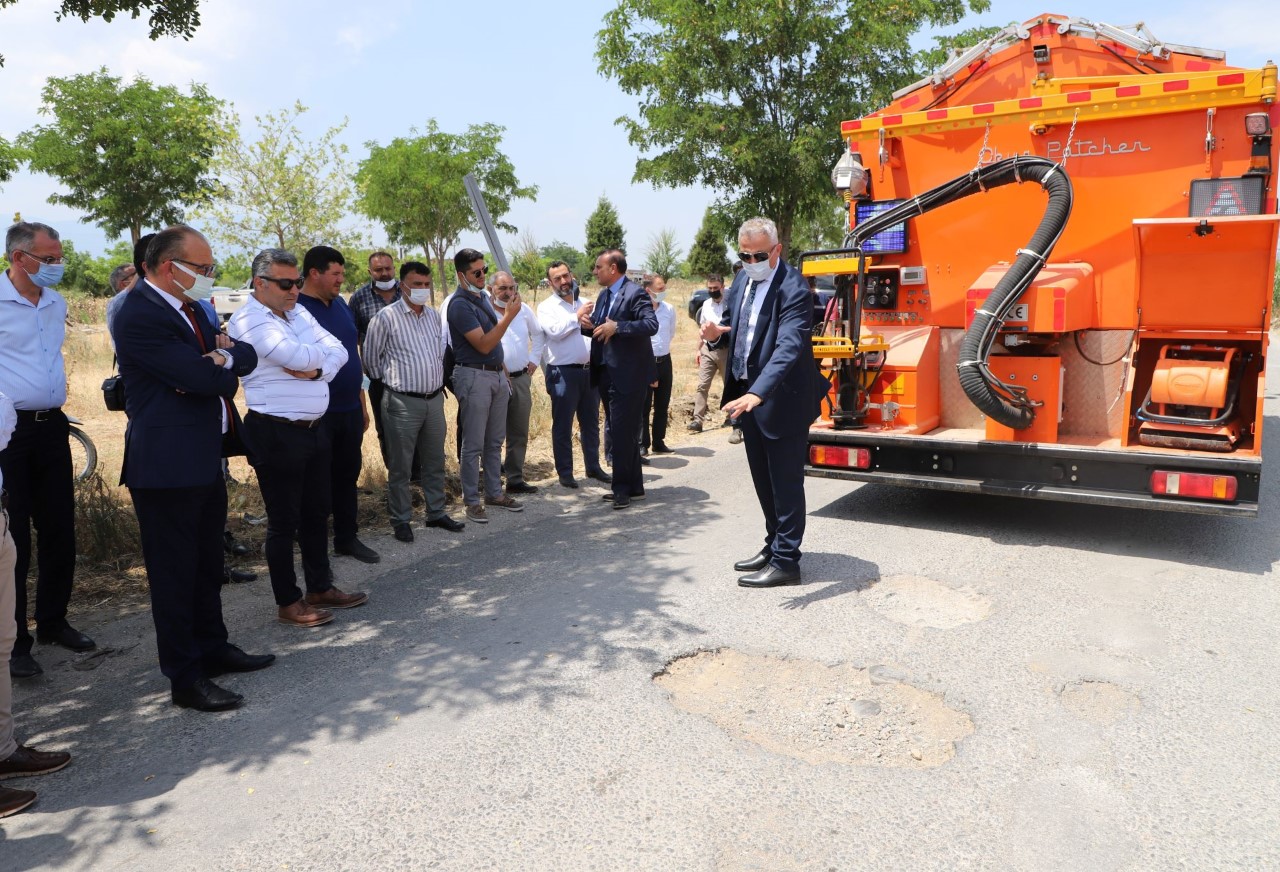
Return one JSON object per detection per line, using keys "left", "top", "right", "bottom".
{"left": 258, "top": 276, "right": 304, "bottom": 291}
{"left": 468, "top": 266, "right": 489, "bottom": 279}
{"left": 17, "top": 250, "right": 64, "bottom": 265}
{"left": 174, "top": 258, "right": 217, "bottom": 277}
{"left": 738, "top": 250, "right": 772, "bottom": 263}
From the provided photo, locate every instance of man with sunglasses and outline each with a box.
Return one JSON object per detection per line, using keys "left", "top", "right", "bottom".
{"left": 229, "top": 249, "right": 368, "bottom": 629}
{"left": 0, "top": 222, "right": 94, "bottom": 679}
{"left": 446, "top": 249, "right": 524, "bottom": 523}
{"left": 700, "top": 218, "right": 825, "bottom": 587}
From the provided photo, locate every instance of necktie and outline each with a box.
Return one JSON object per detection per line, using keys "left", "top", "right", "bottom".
{"left": 732, "top": 280, "right": 762, "bottom": 380}
{"left": 593, "top": 288, "right": 612, "bottom": 326}
{"left": 181, "top": 302, "right": 235, "bottom": 434}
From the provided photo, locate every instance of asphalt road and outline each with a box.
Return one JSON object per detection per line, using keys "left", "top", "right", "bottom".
{"left": 3, "top": 402, "right": 1279, "bottom": 870}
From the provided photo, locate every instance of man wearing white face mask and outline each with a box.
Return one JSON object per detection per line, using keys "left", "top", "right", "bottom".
{"left": 363, "top": 262, "right": 463, "bottom": 541}
{"left": 491, "top": 271, "right": 545, "bottom": 494}
{"left": 349, "top": 251, "right": 402, "bottom": 465}
{"left": 0, "top": 222, "right": 95, "bottom": 680}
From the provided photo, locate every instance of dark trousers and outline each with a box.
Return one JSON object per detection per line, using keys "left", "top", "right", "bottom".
{"left": 740, "top": 412, "right": 809, "bottom": 572}
{"left": 245, "top": 415, "right": 333, "bottom": 607}
{"left": 322, "top": 407, "right": 364, "bottom": 546}
{"left": 546, "top": 365, "right": 602, "bottom": 477}
{"left": 0, "top": 412, "right": 76, "bottom": 657}
{"left": 642, "top": 354, "right": 673, "bottom": 450}
{"left": 604, "top": 375, "right": 647, "bottom": 499}
{"left": 130, "top": 481, "right": 230, "bottom": 690}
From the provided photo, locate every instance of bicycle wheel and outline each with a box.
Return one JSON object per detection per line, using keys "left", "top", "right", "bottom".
{"left": 68, "top": 426, "right": 98, "bottom": 482}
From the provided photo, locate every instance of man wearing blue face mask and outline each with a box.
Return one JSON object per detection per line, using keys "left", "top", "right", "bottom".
{"left": 0, "top": 222, "right": 94, "bottom": 679}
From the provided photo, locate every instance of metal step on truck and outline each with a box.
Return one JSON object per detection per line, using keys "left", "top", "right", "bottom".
{"left": 803, "top": 13, "right": 1279, "bottom": 516}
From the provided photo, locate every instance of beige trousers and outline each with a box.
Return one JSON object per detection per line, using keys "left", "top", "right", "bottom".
{"left": 0, "top": 510, "right": 18, "bottom": 759}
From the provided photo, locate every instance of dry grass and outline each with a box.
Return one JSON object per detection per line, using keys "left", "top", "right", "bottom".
{"left": 60, "top": 280, "right": 726, "bottom": 608}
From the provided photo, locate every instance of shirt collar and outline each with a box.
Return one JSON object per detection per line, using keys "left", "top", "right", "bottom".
{"left": 607, "top": 276, "right": 627, "bottom": 295}
{"left": 0, "top": 269, "right": 54, "bottom": 308}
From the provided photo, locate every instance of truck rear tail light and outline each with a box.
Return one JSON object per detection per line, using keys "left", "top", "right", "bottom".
{"left": 1150, "top": 470, "right": 1237, "bottom": 501}
{"left": 810, "top": 445, "right": 872, "bottom": 469}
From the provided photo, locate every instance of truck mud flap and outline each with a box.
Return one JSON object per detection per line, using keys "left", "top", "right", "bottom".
{"left": 806, "top": 431, "right": 1260, "bottom": 517}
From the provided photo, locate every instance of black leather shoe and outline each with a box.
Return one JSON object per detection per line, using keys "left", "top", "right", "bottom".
{"left": 8, "top": 654, "right": 42, "bottom": 679}
{"left": 426, "top": 515, "right": 465, "bottom": 533}
{"left": 393, "top": 523, "right": 414, "bottom": 542}
{"left": 733, "top": 549, "right": 771, "bottom": 572}
{"left": 558, "top": 476, "right": 579, "bottom": 489}
{"left": 223, "top": 530, "right": 251, "bottom": 557}
{"left": 652, "top": 443, "right": 674, "bottom": 454}
{"left": 205, "top": 645, "right": 275, "bottom": 678}
{"left": 223, "top": 567, "right": 257, "bottom": 585}
{"left": 587, "top": 469, "right": 613, "bottom": 484}
{"left": 640, "top": 456, "right": 651, "bottom": 466}
{"left": 506, "top": 481, "right": 538, "bottom": 494}
{"left": 611, "top": 496, "right": 631, "bottom": 510}
{"left": 171, "top": 678, "right": 244, "bottom": 712}
{"left": 601, "top": 491, "right": 645, "bottom": 502}
{"left": 37, "top": 626, "right": 95, "bottom": 652}
{"left": 335, "top": 538, "right": 380, "bottom": 564}
{"left": 738, "top": 565, "right": 802, "bottom": 588}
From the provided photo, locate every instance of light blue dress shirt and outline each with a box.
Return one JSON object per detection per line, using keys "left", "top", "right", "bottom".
{"left": 0, "top": 270, "right": 68, "bottom": 410}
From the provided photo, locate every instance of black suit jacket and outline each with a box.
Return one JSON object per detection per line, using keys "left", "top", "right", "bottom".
{"left": 583, "top": 278, "right": 659, "bottom": 393}
{"left": 115, "top": 281, "right": 257, "bottom": 489}
{"left": 720, "top": 260, "right": 825, "bottom": 439}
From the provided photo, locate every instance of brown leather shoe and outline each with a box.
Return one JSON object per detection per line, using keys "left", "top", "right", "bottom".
{"left": 277, "top": 600, "right": 334, "bottom": 628}
{"left": 305, "top": 586, "right": 368, "bottom": 610}
{"left": 0, "top": 786, "right": 37, "bottom": 818}
{"left": 0, "top": 745, "right": 72, "bottom": 778}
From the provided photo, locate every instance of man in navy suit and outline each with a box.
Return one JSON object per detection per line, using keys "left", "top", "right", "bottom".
{"left": 702, "top": 217, "right": 823, "bottom": 587}
{"left": 578, "top": 249, "right": 658, "bottom": 509}
{"left": 115, "top": 225, "right": 274, "bottom": 712}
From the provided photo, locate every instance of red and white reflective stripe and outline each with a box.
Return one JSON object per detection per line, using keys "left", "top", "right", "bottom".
{"left": 1150, "top": 470, "right": 1238, "bottom": 501}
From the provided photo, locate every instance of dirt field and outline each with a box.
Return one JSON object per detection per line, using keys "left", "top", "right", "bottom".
{"left": 59, "top": 280, "right": 727, "bottom": 609}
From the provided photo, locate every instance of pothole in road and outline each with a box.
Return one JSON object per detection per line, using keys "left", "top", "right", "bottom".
{"left": 655, "top": 649, "right": 973, "bottom": 768}
{"left": 1058, "top": 680, "right": 1141, "bottom": 724}
{"left": 862, "top": 575, "right": 992, "bottom": 629}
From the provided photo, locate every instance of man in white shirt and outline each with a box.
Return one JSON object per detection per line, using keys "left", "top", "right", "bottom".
{"left": 641, "top": 274, "right": 677, "bottom": 455}
{"left": 690, "top": 273, "right": 736, "bottom": 435}
{"left": 536, "top": 261, "right": 612, "bottom": 489}
{"left": 491, "top": 271, "right": 545, "bottom": 494}
{"left": 229, "top": 249, "right": 367, "bottom": 629}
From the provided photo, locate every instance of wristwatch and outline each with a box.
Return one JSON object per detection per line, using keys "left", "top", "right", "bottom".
{"left": 309, "top": 369, "right": 322, "bottom": 380}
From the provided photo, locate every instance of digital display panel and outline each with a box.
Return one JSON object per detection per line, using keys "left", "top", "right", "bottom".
{"left": 854, "top": 199, "right": 909, "bottom": 254}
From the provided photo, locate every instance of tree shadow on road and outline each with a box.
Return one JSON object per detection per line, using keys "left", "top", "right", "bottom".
{"left": 5, "top": 485, "right": 718, "bottom": 869}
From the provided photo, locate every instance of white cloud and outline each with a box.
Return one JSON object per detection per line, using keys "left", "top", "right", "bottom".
{"left": 336, "top": 26, "right": 372, "bottom": 54}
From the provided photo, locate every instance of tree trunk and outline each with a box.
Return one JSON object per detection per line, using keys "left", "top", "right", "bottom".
{"left": 130, "top": 223, "right": 141, "bottom": 245}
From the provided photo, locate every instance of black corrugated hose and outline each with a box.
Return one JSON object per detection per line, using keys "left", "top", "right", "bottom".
{"left": 845, "top": 155, "right": 1074, "bottom": 428}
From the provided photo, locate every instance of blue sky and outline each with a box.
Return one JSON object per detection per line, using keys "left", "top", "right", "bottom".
{"left": 0, "top": 0, "right": 1275, "bottom": 268}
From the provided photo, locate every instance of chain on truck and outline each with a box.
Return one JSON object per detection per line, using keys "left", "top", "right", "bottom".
{"left": 802, "top": 12, "right": 1280, "bottom": 516}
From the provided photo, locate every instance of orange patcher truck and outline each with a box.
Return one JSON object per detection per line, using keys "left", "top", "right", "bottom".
{"left": 803, "top": 13, "right": 1279, "bottom": 516}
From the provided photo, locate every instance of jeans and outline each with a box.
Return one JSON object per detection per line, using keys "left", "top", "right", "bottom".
{"left": 452, "top": 366, "right": 509, "bottom": 504}
{"left": 544, "top": 365, "right": 602, "bottom": 477}
{"left": 246, "top": 414, "right": 334, "bottom": 607}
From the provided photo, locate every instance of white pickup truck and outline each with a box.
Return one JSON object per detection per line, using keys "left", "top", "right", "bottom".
{"left": 211, "top": 285, "right": 250, "bottom": 322}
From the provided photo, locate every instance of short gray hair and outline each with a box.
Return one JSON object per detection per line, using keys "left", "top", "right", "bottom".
{"left": 109, "top": 264, "right": 136, "bottom": 291}
{"left": 737, "top": 217, "right": 779, "bottom": 246}
{"left": 251, "top": 248, "right": 298, "bottom": 279}
{"left": 5, "top": 222, "right": 61, "bottom": 259}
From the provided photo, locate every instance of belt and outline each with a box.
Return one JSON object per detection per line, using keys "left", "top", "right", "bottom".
{"left": 392, "top": 386, "right": 444, "bottom": 400}
{"left": 458, "top": 362, "right": 504, "bottom": 372}
{"left": 549, "top": 363, "right": 591, "bottom": 370}
{"left": 655, "top": 354, "right": 671, "bottom": 362}
{"left": 15, "top": 408, "right": 61, "bottom": 422}
{"left": 247, "top": 410, "right": 322, "bottom": 430}
{"left": 508, "top": 369, "right": 527, "bottom": 379}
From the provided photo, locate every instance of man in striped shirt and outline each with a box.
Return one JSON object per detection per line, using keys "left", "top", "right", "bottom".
{"left": 363, "top": 261, "right": 463, "bottom": 542}
{"left": 228, "top": 249, "right": 369, "bottom": 629}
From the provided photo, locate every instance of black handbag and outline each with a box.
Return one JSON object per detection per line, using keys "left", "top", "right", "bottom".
{"left": 102, "top": 355, "right": 126, "bottom": 412}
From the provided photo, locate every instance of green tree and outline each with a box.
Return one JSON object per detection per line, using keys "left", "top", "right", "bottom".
{"left": 643, "top": 227, "right": 682, "bottom": 279}
{"left": 0, "top": 138, "right": 18, "bottom": 185}
{"left": 790, "top": 203, "right": 851, "bottom": 254}
{"left": 197, "top": 101, "right": 360, "bottom": 256}
{"left": 540, "top": 240, "right": 586, "bottom": 277}
{"left": 509, "top": 230, "right": 548, "bottom": 297}
{"left": 686, "top": 208, "right": 731, "bottom": 278}
{"left": 0, "top": 1, "right": 201, "bottom": 65}
{"left": 596, "top": 0, "right": 992, "bottom": 251}
{"left": 355, "top": 120, "right": 537, "bottom": 285}
{"left": 16, "top": 68, "right": 222, "bottom": 244}
{"left": 585, "top": 195, "right": 625, "bottom": 261}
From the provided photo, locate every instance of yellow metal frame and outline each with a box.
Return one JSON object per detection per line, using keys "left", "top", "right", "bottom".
{"left": 840, "top": 64, "right": 1277, "bottom": 142}
{"left": 801, "top": 256, "right": 874, "bottom": 276}
{"left": 812, "top": 335, "right": 889, "bottom": 359}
